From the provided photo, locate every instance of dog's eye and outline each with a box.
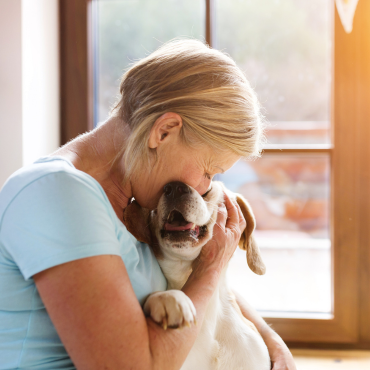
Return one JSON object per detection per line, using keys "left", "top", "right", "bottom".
{"left": 202, "top": 188, "right": 212, "bottom": 198}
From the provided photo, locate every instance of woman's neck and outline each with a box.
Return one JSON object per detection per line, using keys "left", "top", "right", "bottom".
{"left": 53, "top": 116, "right": 133, "bottom": 220}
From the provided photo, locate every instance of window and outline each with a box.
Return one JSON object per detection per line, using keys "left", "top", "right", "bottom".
{"left": 59, "top": 0, "right": 370, "bottom": 347}
{"left": 212, "top": 0, "right": 332, "bottom": 317}
{"left": 95, "top": 0, "right": 205, "bottom": 125}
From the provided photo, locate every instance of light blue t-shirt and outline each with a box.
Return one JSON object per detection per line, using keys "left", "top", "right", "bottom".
{"left": 0, "top": 156, "right": 167, "bottom": 369}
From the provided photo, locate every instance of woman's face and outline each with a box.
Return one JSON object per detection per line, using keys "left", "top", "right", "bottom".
{"left": 132, "top": 139, "right": 240, "bottom": 210}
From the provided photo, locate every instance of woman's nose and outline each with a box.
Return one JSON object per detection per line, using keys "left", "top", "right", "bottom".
{"left": 194, "top": 178, "right": 212, "bottom": 196}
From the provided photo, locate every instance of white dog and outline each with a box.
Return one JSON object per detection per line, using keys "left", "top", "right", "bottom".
{"left": 123, "top": 181, "right": 270, "bottom": 370}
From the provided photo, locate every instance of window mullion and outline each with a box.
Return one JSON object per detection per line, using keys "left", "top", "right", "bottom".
{"left": 205, "top": 0, "right": 214, "bottom": 47}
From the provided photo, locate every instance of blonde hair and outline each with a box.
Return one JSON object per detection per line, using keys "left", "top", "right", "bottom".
{"left": 112, "top": 39, "right": 264, "bottom": 182}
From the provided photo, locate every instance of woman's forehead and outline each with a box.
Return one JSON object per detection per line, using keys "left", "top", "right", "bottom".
{"left": 196, "top": 145, "right": 238, "bottom": 162}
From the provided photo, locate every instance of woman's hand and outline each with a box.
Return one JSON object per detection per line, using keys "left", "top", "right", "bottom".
{"left": 193, "top": 191, "right": 246, "bottom": 273}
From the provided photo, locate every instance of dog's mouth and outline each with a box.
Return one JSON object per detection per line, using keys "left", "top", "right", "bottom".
{"left": 161, "top": 210, "right": 206, "bottom": 241}
{"left": 164, "top": 210, "right": 200, "bottom": 236}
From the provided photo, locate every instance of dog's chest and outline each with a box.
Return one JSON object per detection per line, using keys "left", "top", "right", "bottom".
{"left": 180, "top": 286, "right": 222, "bottom": 370}
{"left": 180, "top": 276, "right": 270, "bottom": 370}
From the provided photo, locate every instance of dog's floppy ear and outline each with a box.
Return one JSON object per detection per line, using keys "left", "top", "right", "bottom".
{"left": 235, "top": 194, "right": 266, "bottom": 275}
{"left": 122, "top": 200, "right": 152, "bottom": 245}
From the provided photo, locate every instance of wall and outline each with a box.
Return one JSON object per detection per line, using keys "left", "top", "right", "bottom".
{"left": 22, "top": 0, "right": 60, "bottom": 166}
{"left": 0, "top": 0, "right": 60, "bottom": 189}
{"left": 0, "top": 0, "right": 23, "bottom": 188}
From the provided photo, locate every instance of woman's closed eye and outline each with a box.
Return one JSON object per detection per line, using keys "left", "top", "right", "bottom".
{"left": 202, "top": 187, "right": 212, "bottom": 198}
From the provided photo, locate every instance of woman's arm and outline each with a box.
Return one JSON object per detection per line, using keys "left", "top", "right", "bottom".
{"left": 233, "top": 290, "right": 297, "bottom": 370}
{"left": 35, "top": 255, "right": 217, "bottom": 370}
{"left": 34, "top": 192, "right": 244, "bottom": 370}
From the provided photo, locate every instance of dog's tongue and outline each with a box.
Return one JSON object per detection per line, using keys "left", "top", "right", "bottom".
{"left": 165, "top": 222, "right": 194, "bottom": 231}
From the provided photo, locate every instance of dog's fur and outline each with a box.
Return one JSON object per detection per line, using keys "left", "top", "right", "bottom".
{"left": 123, "top": 181, "right": 270, "bottom": 370}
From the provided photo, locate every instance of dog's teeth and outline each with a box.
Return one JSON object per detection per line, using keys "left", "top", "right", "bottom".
{"left": 191, "top": 223, "right": 196, "bottom": 230}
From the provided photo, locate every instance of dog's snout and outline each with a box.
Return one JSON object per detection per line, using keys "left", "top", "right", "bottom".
{"left": 164, "top": 182, "right": 190, "bottom": 199}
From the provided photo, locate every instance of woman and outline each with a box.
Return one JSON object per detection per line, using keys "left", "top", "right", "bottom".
{"left": 0, "top": 40, "right": 296, "bottom": 369}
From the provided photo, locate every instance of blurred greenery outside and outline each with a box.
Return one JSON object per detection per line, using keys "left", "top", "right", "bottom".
{"left": 95, "top": 0, "right": 332, "bottom": 313}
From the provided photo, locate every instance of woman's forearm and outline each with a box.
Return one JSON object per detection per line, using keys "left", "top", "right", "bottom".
{"left": 233, "top": 290, "right": 297, "bottom": 370}
{"left": 35, "top": 255, "right": 224, "bottom": 370}
{"left": 233, "top": 289, "right": 270, "bottom": 335}
{"left": 233, "top": 288, "right": 284, "bottom": 346}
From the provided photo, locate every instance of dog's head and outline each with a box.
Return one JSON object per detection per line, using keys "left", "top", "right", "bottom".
{"left": 123, "top": 181, "right": 266, "bottom": 275}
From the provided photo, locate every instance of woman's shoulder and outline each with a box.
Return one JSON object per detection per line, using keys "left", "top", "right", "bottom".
{"left": 2, "top": 155, "right": 100, "bottom": 192}
{"left": 0, "top": 156, "right": 107, "bottom": 216}
{"left": 0, "top": 156, "right": 122, "bottom": 281}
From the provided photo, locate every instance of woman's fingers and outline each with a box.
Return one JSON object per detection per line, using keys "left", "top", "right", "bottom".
{"left": 223, "top": 192, "right": 240, "bottom": 231}
{"left": 216, "top": 202, "right": 227, "bottom": 227}
{"left": 236, "top": 200, "right": 247, "bottom": 231}
{"left": 197, "top": 191, "right": 247, "bottom": 270}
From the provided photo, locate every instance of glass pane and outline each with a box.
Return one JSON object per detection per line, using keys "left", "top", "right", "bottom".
{"left": 214, "top": 0, "right": 332, "bottom": 145}
{"left": 216, "top": 155, "right": 331, "bottom": 314}
{"left": 96, "top": 0, "right": 205, "bottom": 124}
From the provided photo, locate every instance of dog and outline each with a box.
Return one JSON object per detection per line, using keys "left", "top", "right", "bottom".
{"left": 123, "top": 181, "right": 270, "bottom": 370}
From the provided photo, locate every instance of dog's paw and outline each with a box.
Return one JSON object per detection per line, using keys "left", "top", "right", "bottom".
{"left": 143, "top": 290, "right": 196, "bottom": 330}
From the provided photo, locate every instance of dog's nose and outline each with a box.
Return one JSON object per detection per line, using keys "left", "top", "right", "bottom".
{"left": 164, "top": 182, "right": 190, "bottom": 199}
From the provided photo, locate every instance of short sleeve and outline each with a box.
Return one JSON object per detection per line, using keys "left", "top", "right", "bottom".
{"left": 0, "top": 172, "right": 122, "bottom": 280}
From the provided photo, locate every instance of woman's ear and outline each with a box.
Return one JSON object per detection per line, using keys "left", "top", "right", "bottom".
{"left": 148, "top": 112, "right": 183, "bottom": 149}
{"left": 235, "top": 194, "right": 266, "bottom": 276}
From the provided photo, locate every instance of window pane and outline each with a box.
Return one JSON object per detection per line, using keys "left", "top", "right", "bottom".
{"left": 96, "top": 0, "right": 205, "bottom": 124}
{"left": 216, "top": 155, "right": 331, "bottom": 314}
{"left": 214, "top": 0, "right": 332, "bottom": 145}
